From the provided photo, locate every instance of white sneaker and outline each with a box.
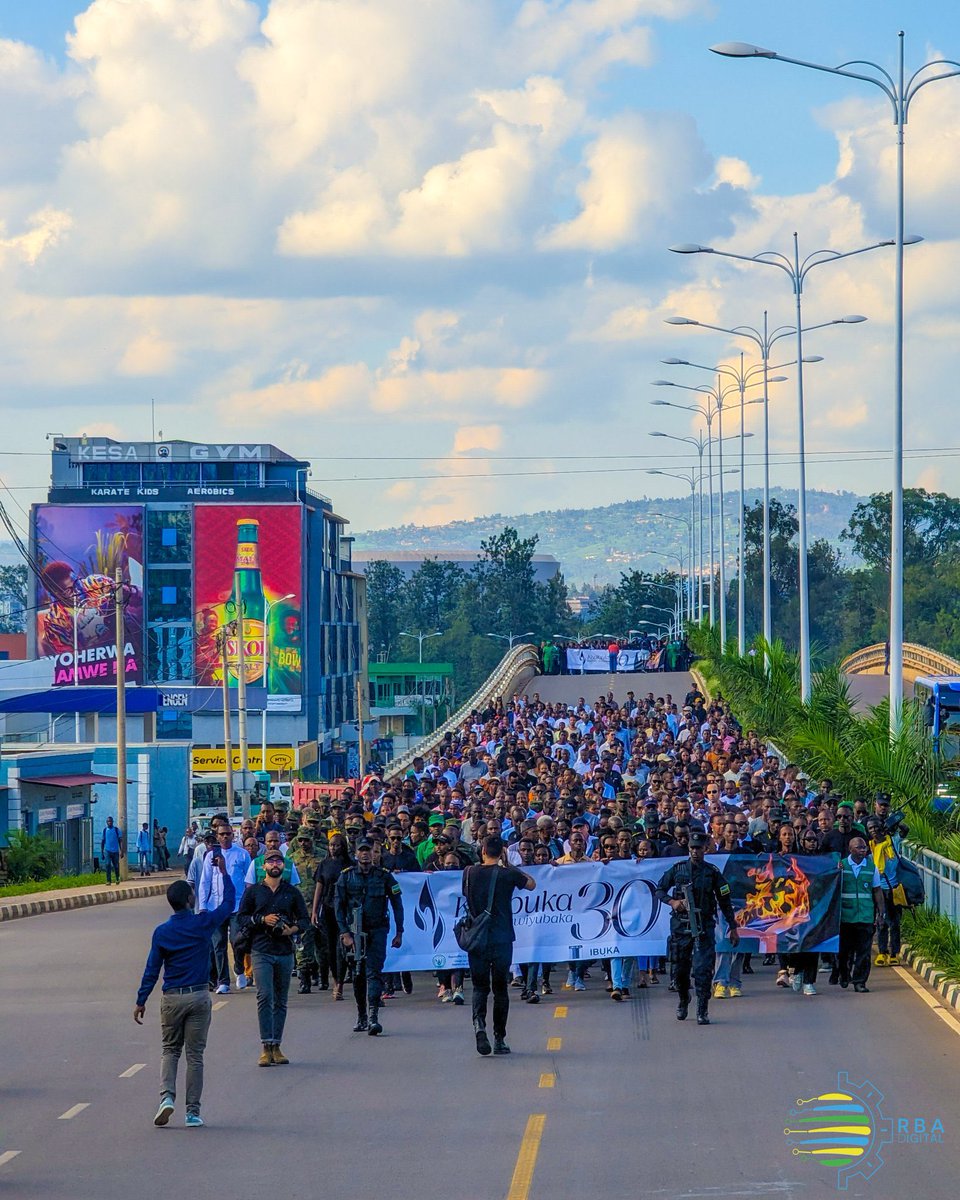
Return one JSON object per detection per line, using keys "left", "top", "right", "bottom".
{"left": 440, "top": 989, "right": 454, "bottom": 1003}
{"left": 215, "top": 984, "right": 230, "bottom": 995}
{"left": 802, "top": 983, "right": 817, "bottom": 996}
{"left": 236, "top": 975, "right": 248, "bottom": 990}
{"left": 573, "top": 979, "right": 586, "bottom": 992}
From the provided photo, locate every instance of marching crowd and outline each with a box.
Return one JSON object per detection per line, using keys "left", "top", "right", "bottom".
{"left": 136, "top": 683, "right": 910, "bottom": 1126}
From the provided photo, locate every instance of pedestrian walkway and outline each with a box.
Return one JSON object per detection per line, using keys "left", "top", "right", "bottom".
{"left": 0, "top": 869, "right": 180, "bottom": 922}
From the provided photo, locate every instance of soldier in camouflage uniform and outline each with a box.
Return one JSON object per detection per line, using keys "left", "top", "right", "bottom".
{"left": 290, "top": 828, "right": 324, "bottom": 994}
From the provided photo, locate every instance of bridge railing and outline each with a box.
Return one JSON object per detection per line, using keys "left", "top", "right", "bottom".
{"left": 901, "top": 843, "right": 960, "bottom": 928}
{"left": 841, "top": 642, "right": 960, "bottom": 678}
{"left": 383, "top": 642, "right": 541, "bottom": 779}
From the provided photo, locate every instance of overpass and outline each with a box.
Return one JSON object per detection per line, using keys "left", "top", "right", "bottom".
{"left": 841, "top": 641, "right": 960, "bottom": 712}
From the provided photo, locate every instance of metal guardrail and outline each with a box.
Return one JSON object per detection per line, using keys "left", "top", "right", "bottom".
{"left": 383, "top": 642, "right": 541, "bottom": 779}
{"left": 840, "top": 642, "right": 960, "bottom": 678}
{"left": 901, "top": 843, "right": 960, "bottom": 927}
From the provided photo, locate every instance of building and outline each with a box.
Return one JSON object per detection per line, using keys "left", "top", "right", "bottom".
{"left": 23, "top": 436, "right": 365, "bottom": 780}
{"left": 352, "top": 549, "right": 561, "bottom": 584}
{"left": 368, "top": 660, "right": 454, "bottom": 756}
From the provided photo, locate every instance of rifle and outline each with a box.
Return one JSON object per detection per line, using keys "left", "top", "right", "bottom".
{"left": 682, "top": 870, "right": 702, "bottom": 938}
{"left": 345, "top": 903, "right": 367, "bottom": 974}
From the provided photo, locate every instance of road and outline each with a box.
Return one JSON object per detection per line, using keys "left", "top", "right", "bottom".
{"left": 1, "top": 897, "right": 958, "bottom": 1199}
{"left": 526, "top": 671, "right": 696, "bottom": 706}
{"left": 844, "top": 671, "right": 914, "bottom": 714}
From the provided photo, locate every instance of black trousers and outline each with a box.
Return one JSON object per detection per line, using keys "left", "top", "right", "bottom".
{"left": 468, "top": 942, "right": 512, "bottom": 1038}
{"left": 788, "top": 952, "right": 819, "bottom": 985}
{"left": 319, "top": 906, "right": 344, "bottom": 984}
{"left": 353, "top": 927, "right": 388, "bottom": 1015}
{"left": 672, "top": 931, "right": 715, "bottom": 1002}
{"left": 839, "top": 922, "right": 874, "bottom": 985}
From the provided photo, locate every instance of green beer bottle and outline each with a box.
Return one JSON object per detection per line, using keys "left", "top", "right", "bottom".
{"left": 226, "top": 518, "right": 265, "bottom": 686}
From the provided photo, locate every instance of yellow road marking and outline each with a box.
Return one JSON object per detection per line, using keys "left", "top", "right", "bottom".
{"left": 212, "top": 1000, "right": 229, "bottom": 1011}
{"left": 58, "top": 1104, "right": 89, "bottom": 1121}
{"left": 893, "top": 966, "right": 960, "bottom": 1035}
{"left": 553, "top": 1005, "right": 567, "bottom": 1018}
{"left": 506, "top": 1114, "right": 546, "bottom": 1200}
{"left": 546, "top": 1037, "right": 562, "bottom": 1051}
{"left": 538, "top": 1073, "right": 555, "bottom": 1088}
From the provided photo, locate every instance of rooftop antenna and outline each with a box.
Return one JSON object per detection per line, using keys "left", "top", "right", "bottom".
{"left": 151, "top": 398, "right": 156, "bottom": 445}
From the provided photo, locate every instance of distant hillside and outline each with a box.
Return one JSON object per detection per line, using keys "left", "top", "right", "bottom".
{"left": 354, "top": 488, "right": 865, "bottom": 587}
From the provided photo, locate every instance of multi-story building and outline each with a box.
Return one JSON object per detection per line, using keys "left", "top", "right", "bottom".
{"left": 26, "top": 437, "right": 365, "bottom": 776}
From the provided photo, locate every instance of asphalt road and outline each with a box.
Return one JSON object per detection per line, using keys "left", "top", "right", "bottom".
{"left": 526, "top": 671, "right": 696, "bottom": 707}
{"left": 1, "top": 896, "right": 958, "bottom": 1200}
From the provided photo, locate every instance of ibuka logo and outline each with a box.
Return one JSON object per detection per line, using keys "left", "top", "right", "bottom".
{"left": 413, "top": 880, "right": 453, "bottom": 952}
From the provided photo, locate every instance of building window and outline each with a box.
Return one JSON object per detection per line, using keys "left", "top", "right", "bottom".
{"left": 142, "top": 463, "right": 201, "bottom": 484}
{"left": 146, "top": 508, "right": 192, "bottom": 564}
{"left": 82, "top": 462, "right": 141, "bottom": 484}
{"left": 147, "top": 624, "right": 193, "bottom": 683}
{"left": 200, "top": 462, "right": 261, "bottom": 484}
{"left": 148, "top": 569, "right": 192, "bottom": 620}
{"left": 157, "top": 708, "right": 192, "bottom": 739}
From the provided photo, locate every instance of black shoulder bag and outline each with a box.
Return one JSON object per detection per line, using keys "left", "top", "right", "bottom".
{"left": 454, "top": 866, "right": 499, "bottom": 953}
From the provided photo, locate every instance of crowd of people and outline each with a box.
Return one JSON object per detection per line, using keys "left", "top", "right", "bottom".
{"left": 136, "top": 685, "right": 909, "bottom": 1126}
{"left": 540, "top": 635, "right": 693, "bottom": 674}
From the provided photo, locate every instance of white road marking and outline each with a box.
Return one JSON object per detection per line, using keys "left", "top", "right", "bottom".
{"left": 0, "top": 1152, "right": 22, "bottom": 1168}
{"left": 58, "top": 1103, "right": 90, "bottom": 1120}
{"left": 212, "top": 1000, "right": 229, "bottom": 1011}
{"left": 119, "top": 1063, "right": 146, "bottom": 1078}
{"left": 894, "top": 966, "right": 960, "bottom": 1036}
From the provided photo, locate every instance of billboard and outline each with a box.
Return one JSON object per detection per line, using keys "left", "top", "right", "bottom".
{"left": 194, "top": 505, "right": 302, "bottom": 709}
{"left": 34, "top": 505, "right": 145, "bottom": 685}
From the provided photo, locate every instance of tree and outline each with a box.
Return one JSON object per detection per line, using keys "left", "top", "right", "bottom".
{"left": 585, "top": 569, "right": 681, "bottom": 637}
{"left": 364, "top": 561, "right": 406, "bottom": 659}
{"left": 473, "top": 527, "right": 542, "bottom": 634}
{"left": 841, "top": 488, "right": 960, "bottom": 570}
{"left": 402, "top": 558, "right": 466, "bottom": 631}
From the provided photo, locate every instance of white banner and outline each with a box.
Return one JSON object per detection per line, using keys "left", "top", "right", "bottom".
{"left": 563, "top": 648, "right": 644, "bottom": 673}
{"left": 383, "top": 859, "right": 676, "bottom": 972}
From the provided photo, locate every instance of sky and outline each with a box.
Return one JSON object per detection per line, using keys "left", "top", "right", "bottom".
{"left": 0, "top": 0, "right": 959, "bottom": 537}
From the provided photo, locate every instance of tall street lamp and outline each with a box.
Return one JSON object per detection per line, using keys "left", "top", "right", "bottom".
{"left": 486, "top": 631, "right": 535, "bottom": 650}
{"left": 647, "top": 508, "right": 696, "bottom": 623}
{"left": 666, "top": 313, "right": 866, "bottom": 658}
{"left": 670, "top": 235, "right": 900, "bottom": 699}
{"left": 261, "top": 592, "right": 295, "bottom": 772}
{"left": 712, "top": 32, "right": 957, "bottom": 727}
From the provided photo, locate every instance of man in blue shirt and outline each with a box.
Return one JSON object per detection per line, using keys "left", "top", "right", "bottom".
{"left": 135, "top": 856, "right": 234, "bottom": 1128}
{"left": 101, "top": 816, "right": 123, "bottom": 885}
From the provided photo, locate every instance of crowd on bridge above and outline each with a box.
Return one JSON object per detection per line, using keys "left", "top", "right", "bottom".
{"left": 539, "top": 634, "right": 693, "bottom": 674}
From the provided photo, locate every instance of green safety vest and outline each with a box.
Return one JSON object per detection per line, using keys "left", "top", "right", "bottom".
{"left": 840, "top": 859, "right": 875, "bottom": 925}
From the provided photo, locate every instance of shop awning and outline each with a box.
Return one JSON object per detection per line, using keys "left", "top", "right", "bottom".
{"left": 19, "top": 773, "right": 127, "bottom": 788}
{"left": 0, "top": 688, "right": 162, "bottom": 714}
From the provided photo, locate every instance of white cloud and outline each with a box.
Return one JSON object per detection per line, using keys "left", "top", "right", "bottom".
{"left": 452, "top": 424, "right": 504, "bottom": 453}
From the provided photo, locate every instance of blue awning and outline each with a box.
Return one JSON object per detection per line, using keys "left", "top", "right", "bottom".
{"left": 0, "top": 688, "right": 162, "bottom": 714}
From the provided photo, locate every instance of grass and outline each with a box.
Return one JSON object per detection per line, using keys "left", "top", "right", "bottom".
{"left": 903, "top": 907, "right": 960, "bottom": 985}
{"left": 0, "top": 873, "right": 114, "bottom": 898}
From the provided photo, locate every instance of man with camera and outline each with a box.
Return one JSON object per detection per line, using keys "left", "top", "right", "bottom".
{"left": 237, "top": 848, "right": 310, "bottom": 1066}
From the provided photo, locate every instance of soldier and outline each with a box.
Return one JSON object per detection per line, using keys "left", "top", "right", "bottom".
{"left": 334, "top": 840, "right": 404, "bottom": 1036}
{"left": 655, "top": 830, "right": 739, "bottom": 1026}
{"left": 289, "top": 829, "right": 324, "bottom": 994}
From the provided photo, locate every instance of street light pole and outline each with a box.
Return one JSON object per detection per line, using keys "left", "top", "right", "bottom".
{"left": 671, "top": 236, "right": 897, "bottom": 700}
{"left": 261, "top": 592, "right": 295, "bottom": 775}
{"left": 665, "top": 311, "right": 866, "bottom": 659}
{"left": 710, "top": 31, "right": 951, "bottom": 728}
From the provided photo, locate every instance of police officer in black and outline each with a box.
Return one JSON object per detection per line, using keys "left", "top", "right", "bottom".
{"left": 334, "top": 840, "right": 404, "bottom": 1035}
{"left": 655, "top": 830, "right": 739, "bottom": 1026}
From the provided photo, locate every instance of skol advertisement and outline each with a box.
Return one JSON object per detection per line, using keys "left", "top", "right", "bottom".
{"left": 194, "top": 505, "right": 302, "bottom": 709}
{"left": 34, "top": 505, "right": 145, "bottom": 685}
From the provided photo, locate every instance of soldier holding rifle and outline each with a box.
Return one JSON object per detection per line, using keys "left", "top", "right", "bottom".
{"left": 655, "top": 830, "right": 739, "bottom": 1027}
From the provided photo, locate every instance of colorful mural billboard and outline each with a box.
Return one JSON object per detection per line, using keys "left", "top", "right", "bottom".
{"left": 35, "top": 505, "right": 145, "bottom": 685}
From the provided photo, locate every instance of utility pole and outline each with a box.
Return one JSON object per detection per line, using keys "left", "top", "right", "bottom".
{"left": 114, "top": 570, "right": 129, "bottom": 881}
{"left": 219, "top": 630, "right": 235, "bottom": 818}
{"left": 235, "top": 601, "right": 251, "bottom": 818}
{"left": 356, "top": 675, "right": 365, "bottom": 782}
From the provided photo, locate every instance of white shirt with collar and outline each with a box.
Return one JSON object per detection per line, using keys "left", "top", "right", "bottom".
{"left": 846, "top": 855, "right": 882, "bottom": 888}
{"left": 198, "top": 844, "right": 252, "bottom": 913}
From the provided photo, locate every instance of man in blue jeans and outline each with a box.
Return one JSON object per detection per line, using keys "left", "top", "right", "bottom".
{"left": 237, "top": 848, "right": 309, "bottom": 1066}
{"left": 101, "top": 816, "right": 123, "bottom": 885}
{"left": 134, "top": 855, "right": 234, "bottom": 1128}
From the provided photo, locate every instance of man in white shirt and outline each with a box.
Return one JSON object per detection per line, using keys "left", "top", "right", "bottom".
{"left": 198, "top": 826, "right": 252, "bottom": 994}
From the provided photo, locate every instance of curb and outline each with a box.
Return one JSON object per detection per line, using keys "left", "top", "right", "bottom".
{"left": 0, "top": 881, "right": 169, "bottom": 922}
{"left": 901, "top": 942, "right": 960, "bottom": 1013}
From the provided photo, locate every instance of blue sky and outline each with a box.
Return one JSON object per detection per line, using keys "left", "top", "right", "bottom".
{"left": 0, "top": 0, "right": 957, "bottom": 538}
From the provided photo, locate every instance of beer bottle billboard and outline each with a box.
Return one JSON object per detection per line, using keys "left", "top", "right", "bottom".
{"left": 225, "top": 518, "right": 265, "bottom": 686}
{"left": 194, "top": 505, "right": 303, "bottom": 702}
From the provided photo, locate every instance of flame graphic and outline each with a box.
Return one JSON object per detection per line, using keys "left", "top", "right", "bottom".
{"left": 736, "top": 855, "right": 811, "bottom": 950}
{"left": 414, "top": 880, "right": 445, "bottom": 949}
